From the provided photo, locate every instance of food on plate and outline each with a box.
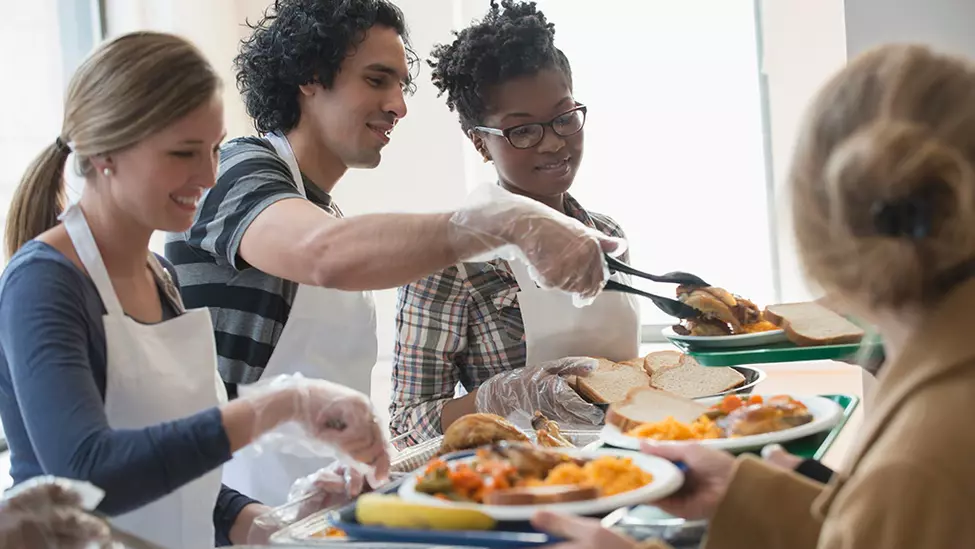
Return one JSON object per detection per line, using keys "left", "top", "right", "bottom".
{"left": 673, "top": 285, "right": 779, "bottom": 336}
{"left": 355, "top": 493, "right": 496, "bottom": 530}
{"left": 764, "top": 302, "right": 865, "bottom": 346}
{"left": 572, "top": 351, "right": 746, "bottom": 404}
{"left": 648, "top": 353, "right": 746, "bottom": 399}
{"left": 609, "top": 389, "right": 814, "bottom": 441}
{"left": 643, "top": 350, "right": 682, "bottom": 374}
{"left": 606, "top": 388, "right": 709, "bottom": 433}
{"left": 310, "top": 526, "right": 347, "bottom": 538}
{"left": 484, "top": 484, "right": 599, "bottom": 505}
{"left": 532, "top": 411, "right": 575, "bottom": 448}
{"left": 439, "top": 413, "right": 529, "bottom": 455}
{"left": 709, "top": 394, "right": 813, "bottom": 436}
{"left": 414, "top": 442, "right": 653, "bottom": 505}
{"left": 573, "top": 358, "right": 651, "bottom": 404}
{"left": 627, "top": 415, "right": 723, "bottom": 440}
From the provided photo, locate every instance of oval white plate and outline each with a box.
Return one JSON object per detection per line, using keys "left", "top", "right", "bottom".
{"left": 600, "top": 395, "right": 844, "bottom": 452}
{"left": 397, "top": 448, "right": 684, "bottom": 521}
{"left": 661, "top": 326, "right": 789, "bottom": 349}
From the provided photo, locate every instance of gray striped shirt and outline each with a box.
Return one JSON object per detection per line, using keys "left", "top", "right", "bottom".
{"left": 164, "top": 137, "right": 339, "bottom": 395}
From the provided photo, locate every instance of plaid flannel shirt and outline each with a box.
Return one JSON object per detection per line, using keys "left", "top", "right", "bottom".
{"left": 389, "top": 193, "right": 628, "bottom": 446}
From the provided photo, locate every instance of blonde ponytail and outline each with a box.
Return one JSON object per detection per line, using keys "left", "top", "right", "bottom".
{"left": 5, "top": 143, "right": 70, "bottom": 258}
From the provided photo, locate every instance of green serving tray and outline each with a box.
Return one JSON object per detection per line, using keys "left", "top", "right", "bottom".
{"left": 668, "top": 340, "right": 863, "bottom": 367}
{"left": 666, "top": 318, "right": 885, "bottom": 368}
{"left": 773, "top": 393, "right": 859, "bottom": 460}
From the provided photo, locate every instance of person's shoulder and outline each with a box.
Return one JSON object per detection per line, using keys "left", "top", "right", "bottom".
{"left": 586, "top": 211, "right": 626, "bottom": 239}
{"left": 217, "top": 136, "right": 291, "bottom": 182}
{"left": 2, "top": 241, "right": 84, "bottom": 283}
{"left": 221, "top": 136, "right": 275, "bottom": 156}
{"left": 0, "top": 241, "right": 92, "bottom": 307}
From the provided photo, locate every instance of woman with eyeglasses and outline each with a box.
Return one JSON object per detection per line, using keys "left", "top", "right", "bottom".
{"left": 388, "top": 0, "right": 640, "bottom": 446}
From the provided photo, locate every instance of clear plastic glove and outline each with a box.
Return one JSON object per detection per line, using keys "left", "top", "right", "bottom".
{"left": 449, "top": 183, "right": 625, "bottom": 302}
{"left": 287, "top": 462, "right": 365, "bottom": 516}
{"left": 241, "top": 374, "right": 391, "bottom": 483}
{"left": 247, "top": 463, "right": 366, "bottom": 544}
{"left": 474, "top": 357, "right": 604, "bottom": 427}
{"left": 0, "top": 478, "right": 112, "bottom": 549}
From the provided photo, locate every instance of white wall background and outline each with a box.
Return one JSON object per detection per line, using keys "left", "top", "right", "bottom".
{"left": 0, "top": 0, "right": 66, "bottom": 258}
{"left": 760, "top": 0, "right": 847, "bottom": 303}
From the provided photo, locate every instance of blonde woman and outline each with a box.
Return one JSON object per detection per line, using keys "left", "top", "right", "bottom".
{"left": 531, "top": 44, "right": 975, "bottom": 549}
{"left": 0, "top": 32, "right": 389, "bottom": 547}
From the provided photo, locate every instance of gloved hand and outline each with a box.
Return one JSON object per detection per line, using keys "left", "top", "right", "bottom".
{"left": 242, "top": 374, "right": 391, "bottom": 482}
{"left": 287, "top": 463, "right": 366, "bottom": 517}
{"left": 449, "top": 183, "right": 624, "bottom": 300}
{"left": 0, "top": 478, "right": 112, "bottom": 549}
{"left": 247, "top": 463, "right": 366, "bottom": 544}
{"left": 474, "top": 357, "right": 604, "bottom": 427}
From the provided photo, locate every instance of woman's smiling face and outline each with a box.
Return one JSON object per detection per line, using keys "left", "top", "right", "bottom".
{"left": 474, "top": 67, "right": 584, "bottom": 203}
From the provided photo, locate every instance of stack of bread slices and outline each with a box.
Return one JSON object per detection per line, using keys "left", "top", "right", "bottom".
{"left": 568, "top": 351, "right": 746, "bottom": 404}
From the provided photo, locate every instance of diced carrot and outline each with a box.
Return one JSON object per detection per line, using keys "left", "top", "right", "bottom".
{"left": 719, "top": 394, "right": 744, "bottom": 414}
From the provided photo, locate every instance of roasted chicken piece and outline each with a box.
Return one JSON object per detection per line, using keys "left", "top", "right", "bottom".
{"left": 673, "top": 318, "right": 732, "bottom": 337}
{"left": 733, "top": 297, "right": 762, "bottom": 326}
{"left": 678, "top": 285, "right": 737, "bottom": 308}
{"left": 675, "top": 286, "right": 765, "bottom": 335}
{"left": 439, "top": 413, "right": 529, "bottom": 455}
{"left": 531, "top": 412, "right": 574, "bottom": 448}
{"left": 718, "top": 401, "right": 813, "bottom": 437}
{"left": 679, "top": 290, "right": 743, "bottom": 333}
{"left": 484, "top": 441, "right": 584, "bottom": 478}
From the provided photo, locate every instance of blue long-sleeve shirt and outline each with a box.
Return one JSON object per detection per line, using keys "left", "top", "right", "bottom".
{"left": 0, "top": 241, "right": 259, "bottom": 545}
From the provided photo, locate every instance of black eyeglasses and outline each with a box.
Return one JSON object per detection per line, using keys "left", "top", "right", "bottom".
{"left": 474, "top": 105, "right": 587, "bottom": 149}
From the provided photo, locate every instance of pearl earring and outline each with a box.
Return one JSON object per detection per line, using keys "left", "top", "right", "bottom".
{"left": 102, "top": 167, "right": 113, "bottom": 177}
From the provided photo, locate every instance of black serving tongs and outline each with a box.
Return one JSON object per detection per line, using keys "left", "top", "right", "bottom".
{"left": 603, "top": 254, "right": 709, "bottom": 320}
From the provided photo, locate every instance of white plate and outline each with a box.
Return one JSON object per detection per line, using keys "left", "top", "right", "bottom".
{"left": 661, "top": 326, "right": 789, "bottom": 349}
{"left": 600, "top": 395, "right": 844, "bottom": 452}
{"left": 397, "top": 448, "right": 684, "bottom": 521}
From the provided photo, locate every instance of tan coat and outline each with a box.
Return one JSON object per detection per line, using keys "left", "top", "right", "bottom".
{"left": 680, "top": 278, "right": 975, "bottom": 549}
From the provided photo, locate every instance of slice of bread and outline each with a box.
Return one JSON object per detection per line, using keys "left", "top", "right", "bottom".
{"left": 483, "top": 485, "right": 599, "bottom": 506}
{"left": 649, "top": 355, "right": 745, "bottom": 399}
{"left": 605, "top": 387, "right": 708, "bottom": 433}
{"left": 574, "top": 358, "right": 652, "bottom": 404}
{"left": 619, "top": 357, "right": 647, "bottom": 369}
{"left": 642, "top": 350, "right": 683, "bottom": 377}
{"left": 765, "top": 302, "right": 865, "bottom": 347}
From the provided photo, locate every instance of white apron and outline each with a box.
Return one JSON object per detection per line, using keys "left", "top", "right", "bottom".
{"left": 510, "top": 259, "right": 641, "bottom": 364}
{"left": 221, "top": 131, "right": 379, "bottom": 507}
{"left": 62, "top": 204, "right": 225, "bottom": 549}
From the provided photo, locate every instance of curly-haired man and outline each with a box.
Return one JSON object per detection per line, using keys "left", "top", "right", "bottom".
{"left": 164, "top": 0, "right": 620, "bottom": 507}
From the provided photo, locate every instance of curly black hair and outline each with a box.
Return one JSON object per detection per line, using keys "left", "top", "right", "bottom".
{"left": 428, "top": 0, "right": 572, "bottom": 133}
{"left": 235, "top": 0, "right": 420, "bottom": 134}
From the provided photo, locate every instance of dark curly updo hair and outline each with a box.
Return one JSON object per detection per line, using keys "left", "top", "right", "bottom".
{"left": 235, "top": 0, "right": 419, "bottom": 134}
{"left": 428, "top": 0, "right": 572, "bottom": 133}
